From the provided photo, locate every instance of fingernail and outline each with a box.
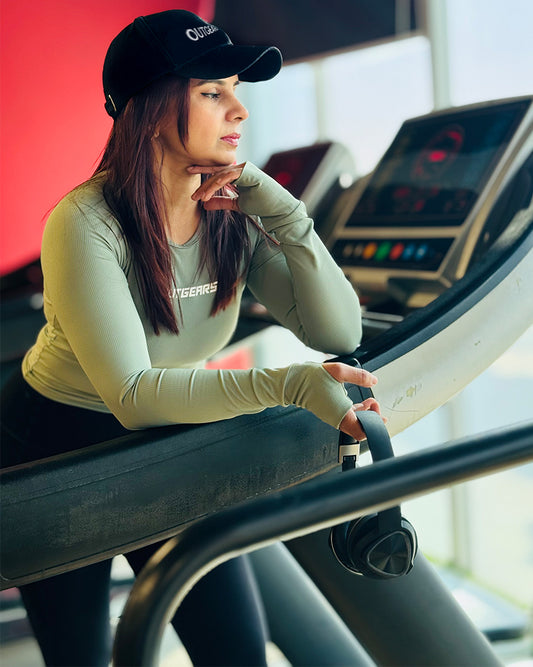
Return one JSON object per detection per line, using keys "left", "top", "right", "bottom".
{"left": 353, "top": 403, "right": 364, "bottom": 410}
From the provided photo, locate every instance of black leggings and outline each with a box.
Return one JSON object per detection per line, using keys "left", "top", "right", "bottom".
{"left": 1, "top": 370, "right": 268, "bottom": 666}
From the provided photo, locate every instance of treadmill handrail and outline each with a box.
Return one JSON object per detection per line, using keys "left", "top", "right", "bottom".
{"left": 0, "top": 403, "right": 342, "bottom": 589}
{"left": 112, "top": 420, "right": 533, "bottom": 666}
{"left": 357, "top": 208, "right": 533, "bottom": 370}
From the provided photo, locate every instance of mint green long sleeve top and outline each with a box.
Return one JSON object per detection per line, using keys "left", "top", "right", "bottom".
{"left": 22, "top": 163, "right": 362, "bottom": 431}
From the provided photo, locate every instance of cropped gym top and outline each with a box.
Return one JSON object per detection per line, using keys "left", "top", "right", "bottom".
{"left": 22, "top": 163, "right": 362, "bottom": 430}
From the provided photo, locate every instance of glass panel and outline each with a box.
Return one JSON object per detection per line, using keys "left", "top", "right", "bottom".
{"left": 238, "top": 63, "right": 318, "bottom": 168}
{"left": 320, "top": 36, "right": 433, "bottom": 174}
{"left": 447, "top": 0, "right": 533, "bottom": 105}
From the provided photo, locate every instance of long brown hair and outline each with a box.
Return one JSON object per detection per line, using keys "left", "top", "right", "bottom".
{"left": 94, "top": 75, "right": 253, "bottom": 335}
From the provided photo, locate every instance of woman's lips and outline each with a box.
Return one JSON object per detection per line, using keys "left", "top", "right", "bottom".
{"left": 221, "top": 133, "right": 240, "bottom": 147}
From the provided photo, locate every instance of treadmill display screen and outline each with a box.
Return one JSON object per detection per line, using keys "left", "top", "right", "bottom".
{"left": 347, "top": 100, "right": 529, "bottom": 227}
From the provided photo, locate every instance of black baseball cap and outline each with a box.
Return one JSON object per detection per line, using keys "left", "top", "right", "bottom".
{"left": 103, "top": 9, "right": 283, "bottom": 118}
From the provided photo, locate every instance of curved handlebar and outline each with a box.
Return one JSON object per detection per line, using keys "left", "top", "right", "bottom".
{"left": 113, "top": 419, "right": 533, "bottom": 666}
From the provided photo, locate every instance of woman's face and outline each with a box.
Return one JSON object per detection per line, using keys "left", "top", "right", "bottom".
{"left": 157, "top": 75, "right": 249, "bottom": 169}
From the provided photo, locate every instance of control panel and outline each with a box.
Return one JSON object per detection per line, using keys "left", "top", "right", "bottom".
{"left": 329, "top": 96, "right": 533, "bottom": 309}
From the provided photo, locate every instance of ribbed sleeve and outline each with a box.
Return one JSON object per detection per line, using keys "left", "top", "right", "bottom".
{"left": 238, "top": 163, "right": 362, "bottom": 354}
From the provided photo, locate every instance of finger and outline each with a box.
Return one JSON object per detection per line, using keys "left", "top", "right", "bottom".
{"left": 189, "top": 164, "right": 243, "bottom": 196}
{"left": 202, "top": 196, "right": 240, "bottom": 212}
{"left": 339, "top": 404, "right": 387, "bottom": 439}
{"left": 340, "top": 407, "right": 387, "bottom": 440}
{"left": 355, "top": 399, "right": 388, "bottom": 424}
{"left": 187, "top": 162, "right": 244, "bottom": 173}
{"left": 355, "top": 399, "right": 388, "bottom": 423}
{"left": 357, "top": 397, "right": 381, "bottom": 414}
{"left": 349, "top": 367, "right": 378, "bottom": 387}
{"left": 338, "top": 409, "right": 367, "bottom": 441}
{"left": 193, "top": 177, "right": 234, "bottom": 201}
{"left": 192, "top": 171, "right": 242, "bottom": 202}
{"left": 323, "top": 362, "right": 378, "bottom": 387}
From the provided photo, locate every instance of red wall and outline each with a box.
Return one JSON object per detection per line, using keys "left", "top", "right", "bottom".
{"left": 0, "top": 0, "right": 214, "bottom": 275}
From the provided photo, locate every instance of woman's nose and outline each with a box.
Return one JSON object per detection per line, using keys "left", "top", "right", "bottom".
{"left": 229, "top": 98, "right": 249, "bottom": 122}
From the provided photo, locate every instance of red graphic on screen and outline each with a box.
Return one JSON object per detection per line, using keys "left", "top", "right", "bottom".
{"left": 412, "top": 124, "right": 465, "bottom": 181}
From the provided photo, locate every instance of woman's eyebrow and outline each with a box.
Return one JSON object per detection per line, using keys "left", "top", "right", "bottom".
{"left": 193, "top": 79, "right": 240, "bottom": 87}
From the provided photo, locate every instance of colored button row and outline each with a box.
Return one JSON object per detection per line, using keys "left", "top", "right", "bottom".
{"left": 341, "top": 240, "right": 433, "bottom": 263}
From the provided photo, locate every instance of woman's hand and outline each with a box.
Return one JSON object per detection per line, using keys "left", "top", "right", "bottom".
{"left": 322, "top": 362, "right": 387, "bottom": 441}
{"left": 187, "top": 163, "right": 245, "bottom": 210}
{"left": 188, "top": 162, "right": 300, "bottom": 219}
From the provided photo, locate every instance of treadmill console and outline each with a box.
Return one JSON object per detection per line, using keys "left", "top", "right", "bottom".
{"left": 262, "top": 141, "right": 356, "bottom": 241}
{"left": 331, "top": 97, "right": 533, "bottom": 310}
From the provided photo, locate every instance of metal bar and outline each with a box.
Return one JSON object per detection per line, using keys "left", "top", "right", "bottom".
{"left": 250, "top": 543, "right": 374, "bottom": 666}
{"left": 423, "top": 0, "right": 452, "bottom": 109}
{"left": 113, "top": 420, "right": 533, "bottom": 666}
{"left": 288, "top": 534, "right": 499, "bottom": 667}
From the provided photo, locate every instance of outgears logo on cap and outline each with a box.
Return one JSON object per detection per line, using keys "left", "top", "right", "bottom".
{"left": 185, "top": 25, "right": 219, "bottom": 41}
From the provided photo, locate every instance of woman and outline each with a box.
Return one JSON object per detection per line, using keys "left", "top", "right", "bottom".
{"left": 0, "top": 9, "right": 383, "bottom": 666}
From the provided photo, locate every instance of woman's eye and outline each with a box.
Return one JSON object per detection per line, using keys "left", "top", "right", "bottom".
{"left": 202, "top": 92, "right": 220, "bottom": 99}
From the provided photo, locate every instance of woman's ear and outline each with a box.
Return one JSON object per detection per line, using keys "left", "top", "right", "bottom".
{"left": 150, "top": 121, "right": 161, "bottom": 140}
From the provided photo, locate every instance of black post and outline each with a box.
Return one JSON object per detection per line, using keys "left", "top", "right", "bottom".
{"left": 288, "top": 531, "right": 501, "bottom": 667}
{"left": 250, "top": 543, "right": 374, "bottom": 666}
